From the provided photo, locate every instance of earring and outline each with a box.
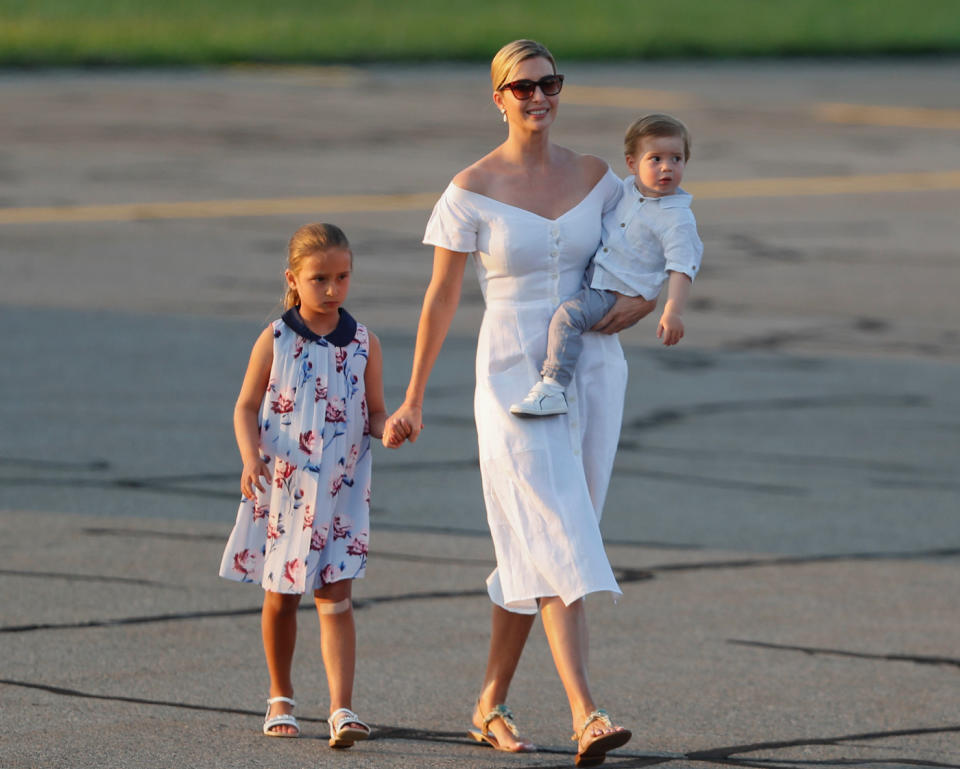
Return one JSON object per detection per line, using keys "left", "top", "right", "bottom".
{"left": 501, "top": 109, "right": 507, "bottom": 123}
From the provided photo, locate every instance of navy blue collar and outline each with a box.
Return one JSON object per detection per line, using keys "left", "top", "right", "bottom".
{"left": 281, "top": 306, "right": 357, "bottom": 347}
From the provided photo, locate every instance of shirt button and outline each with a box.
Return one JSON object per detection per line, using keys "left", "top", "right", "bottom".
{"left": 620, "top": 222, "right": 625, "bottom": 227}
{"left": 603, "top": 247, "right": 609, "bottom": 253}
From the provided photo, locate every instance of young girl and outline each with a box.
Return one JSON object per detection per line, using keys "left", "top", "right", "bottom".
{"left": 218, "top": 222, "right": 386, "bottom": 749}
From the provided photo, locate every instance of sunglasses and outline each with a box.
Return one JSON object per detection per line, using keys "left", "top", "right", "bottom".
{"left": 498, "top": 74, "right": 565, "bottom": 100}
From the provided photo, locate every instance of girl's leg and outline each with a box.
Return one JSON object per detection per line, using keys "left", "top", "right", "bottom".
{"left": 314, "top": 580, "right": 360, "bottom": 724}
{"left": 262, "top": 590, "right": 303, "bottom": 735}
{"left": 539, "top": 596, "right": 628, "bottom": 742}
{"left": 473, "top": 604, "right": 537, "bottom": 751}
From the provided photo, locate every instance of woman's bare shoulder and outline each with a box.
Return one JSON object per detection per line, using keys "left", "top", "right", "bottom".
{"left": 452, "top": 150, "right": 504, "bottom": 195}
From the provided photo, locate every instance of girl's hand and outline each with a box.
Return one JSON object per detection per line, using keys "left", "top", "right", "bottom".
{"left": 591, "top": 293, "right": 658, "bottom": 334}
{"left": 240, "top": 458, "right": 272, "bottom": 499}
{"left": 383, "top": 403, "right": 424, "bottom": 448}
{"left": 657, "top": 311, "right": 685, "bottom": 346}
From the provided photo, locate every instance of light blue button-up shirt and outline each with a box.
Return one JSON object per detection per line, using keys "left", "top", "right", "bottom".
{"left": 590, "top": 175, "right": 703, "bottom": 300}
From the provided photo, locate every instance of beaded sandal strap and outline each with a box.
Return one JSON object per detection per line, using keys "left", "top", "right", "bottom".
{"left": 481, "top": 704, "right": 520, "bottom": 738}
{"left": 572, "top": 708, "right": 613, "bottom": 741}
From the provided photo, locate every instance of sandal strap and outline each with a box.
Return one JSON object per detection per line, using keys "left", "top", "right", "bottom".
{"left": 330, "top": 707, "right": 368, "bottom": 731}
{"left": 267, "top": 696, "right": 296, "bottom": 707}
{"left": 572, "top": 708, "right": 614, "bottom": 741}
{"left": 480, "top": 704, "right": 519, "bottom": 739}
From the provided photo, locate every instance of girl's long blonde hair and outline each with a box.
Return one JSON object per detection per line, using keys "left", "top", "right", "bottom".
{"left": 284, "top": 223, "right": 351, "bottom": 310}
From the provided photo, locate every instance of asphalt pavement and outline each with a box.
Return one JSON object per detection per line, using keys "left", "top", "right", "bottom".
{"left": 1, "top": 59, "right": 959, "bottom": 769}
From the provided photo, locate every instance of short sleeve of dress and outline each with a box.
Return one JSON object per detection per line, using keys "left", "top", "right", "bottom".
{"left": 423, "top": 183, "right": 479, "bottom": 254}
{"left": 600, "top": 168, "right": 625, "bottom": 216}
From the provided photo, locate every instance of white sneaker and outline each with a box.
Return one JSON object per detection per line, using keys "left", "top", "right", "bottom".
{"left": 510, "top": 381, "right": 568, "bottom": 417}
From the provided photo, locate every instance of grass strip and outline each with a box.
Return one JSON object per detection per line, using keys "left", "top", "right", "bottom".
{"left": 1, "top": 0, "right": 959, "bottom": 67}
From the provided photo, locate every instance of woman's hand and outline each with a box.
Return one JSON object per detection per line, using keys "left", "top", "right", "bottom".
{"left": 591, "top": 293, "right": 658, "bottom": 334}
{"left": 383, "top": 402, "right": 424, "bottom": 448}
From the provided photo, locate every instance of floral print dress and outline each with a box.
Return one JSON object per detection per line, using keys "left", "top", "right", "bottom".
{"left": 219, "top": 307, "right": 371, "bottom": 594}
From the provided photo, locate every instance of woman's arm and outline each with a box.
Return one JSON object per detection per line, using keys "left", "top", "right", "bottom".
{"left": 363, "top": 331, "right": 387, "bottom": 439}
{"left": 590, "top": 293, "right": 658, "bottom": 334}
{"left": 384, "top": 247, "right": 468, "bottom": 447}
{"left": 235, "top": 327, "right": 274, "bottom": 498}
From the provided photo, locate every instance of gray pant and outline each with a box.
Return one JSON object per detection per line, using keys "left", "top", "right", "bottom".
{"left": 540, "top": 280, "right": 617, "bottom": 388}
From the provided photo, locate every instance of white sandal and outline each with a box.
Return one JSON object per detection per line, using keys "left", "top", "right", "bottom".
{"left": 263, "top": 696, "right": 300, "bottom": 738}
{"left": 328, "top": 707, "right": 371, "bottom": 749}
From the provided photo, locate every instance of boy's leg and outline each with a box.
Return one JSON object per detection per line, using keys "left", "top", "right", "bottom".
{"left": 541, "top": 288, "right": 618, "bottom": 387}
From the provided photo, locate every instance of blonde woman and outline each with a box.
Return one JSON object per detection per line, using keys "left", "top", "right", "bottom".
{"left": 385, "top": 40, "right": 653, "bottom": 767}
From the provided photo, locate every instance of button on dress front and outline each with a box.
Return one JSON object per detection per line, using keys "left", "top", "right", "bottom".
{"left": 423, "top": 169, "right": 628, "bottom": 614}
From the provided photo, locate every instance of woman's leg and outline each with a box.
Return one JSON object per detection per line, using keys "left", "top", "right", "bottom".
{"left": 473, "top": 604, "right": 537, "bottom": 750}
{"left": 314, "top": 580, "right": 360, "bottom": 723}
{"left": 540, "top": 596, "right": 628, "bottom": 742}
{"left": 262, "top": 590, "right": 302, "bottom": 735}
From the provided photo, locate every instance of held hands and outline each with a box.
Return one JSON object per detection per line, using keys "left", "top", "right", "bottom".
{"left": 591, "top": 293, "right": 658, "bottom": 334}
{"left": 657, "top": 310, "right": 685, "bottom": 346}
{"left": 383, "top": 402, "right": 424, "bottom": 448}
{"left": 240, "top": 458, "right": 272, "bottom": 499}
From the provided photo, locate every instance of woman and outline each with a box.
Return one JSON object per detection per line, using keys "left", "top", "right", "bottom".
{"left": 385, "top": 39, "right": 655, "bottom": 767}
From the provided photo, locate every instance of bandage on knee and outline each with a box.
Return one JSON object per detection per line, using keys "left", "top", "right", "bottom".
{"left": 316, "top": 597, "right": 352, "bottom": 615}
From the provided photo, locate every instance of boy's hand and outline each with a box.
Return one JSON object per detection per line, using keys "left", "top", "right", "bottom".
{"left": 240, "top": 458, "right": 272, "bottom": 499}
{"left": 657, "top": 311, "right": 685, "bottom": 346}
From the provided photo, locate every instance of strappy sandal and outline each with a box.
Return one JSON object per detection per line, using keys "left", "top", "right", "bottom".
{"left": 572, "top": 709, "right": 631, "bottom": 767}
{"left": 263, "top": 696, "right": 300, "bottom": 738}
{"left": 328, "top": 707, "right": 371, "bottom": 749}
{"left": 468, "top": 701, "right": 535, "bottom": 753}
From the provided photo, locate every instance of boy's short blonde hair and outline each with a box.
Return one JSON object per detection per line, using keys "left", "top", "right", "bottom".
{"left": 624, "top": 114, "right": 691, "bottom": 161}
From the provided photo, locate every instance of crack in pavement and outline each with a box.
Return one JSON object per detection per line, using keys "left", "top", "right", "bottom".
{"left": 728, "top": 640, "right": 960, "bottom": 670}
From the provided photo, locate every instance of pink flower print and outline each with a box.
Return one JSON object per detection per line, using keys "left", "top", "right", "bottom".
{"left": 345, "top": 533, "right": 368, "bottom": 557}
{"left": 315, "top": 374, "right": 328, "bottom": 403}
{"left": 345, "top": 444, "right": 359, "bottom": 476}
{"left": 361, "top": 398, "right": 370, "bottom": 436}
{"left": 283, "top": 558, "right": 304, "bottom": 587}
{"left": 233, "top": 549, "right": 258, "bottom": 575}
{"left": 311, "top": 523, "right": 329, "bottom": 551}
{"left": 325, "top": 396, "right": 346, "bottom": 423}
{"left": 299, "top": 430, "right": 316, "bottom": 456}
{"left": 335, "top": 347, "right": 347, "bottom": 372}
{"left": 274, "top": 458, "right": 297, "bottom": 489}
{"left": 302, "top": 504, "right": 315, "bottom": 530}
{"left": 252, "top": 503, "right": 269, "bottom": 521}
{"left": 320, "top": 564, "right": 336, "bottom": 585}
{"left": 354, "top": 325, "right": 368, "bottom": 347}
{"left": 266, "top": 519, "right": 282, "bottom": 540}
{"left": 293, "top": 336, "right": 305, "bottom": 359}
{"left": 270, "top": 389, "right": 295, "bottom": 416}
{"left": 332, "top": 514, "right": 351, "bottom": 540}
{"left": 364, "top": 484, "right": 371, "bottom": 504}
{"left": 330, "top": 472, "right": 344, "bottom": 497}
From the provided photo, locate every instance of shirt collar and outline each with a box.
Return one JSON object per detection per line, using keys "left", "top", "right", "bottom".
{"left": 281, "top": 306, "right": 357, "bottom": 347}
{"left": 622, "top": 175, "right": 693, "bottom": 208}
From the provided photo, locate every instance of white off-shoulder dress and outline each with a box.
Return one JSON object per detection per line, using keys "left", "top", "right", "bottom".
{"left": 423, "top": 169, "right": 628, "bottom": 614}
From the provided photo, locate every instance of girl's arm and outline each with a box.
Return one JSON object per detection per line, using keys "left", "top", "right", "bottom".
{"left": 235, "top": 327, "right": 274, "bottom": 498}
{"left": 657, "top": 270, "right": 693, "bottom": 346}
{"left": 363, "top": 330, "right": 387, "bottom": 439}
{"left": 384, "top": 246, "right": 468, "bottom": 447}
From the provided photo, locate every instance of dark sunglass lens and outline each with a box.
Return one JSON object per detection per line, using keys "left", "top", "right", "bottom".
{"left": 510, "top": 80, "right": 536, "bottom": 99}
{"left": 541, "top": 75, "right": 563, "bottom": 95}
